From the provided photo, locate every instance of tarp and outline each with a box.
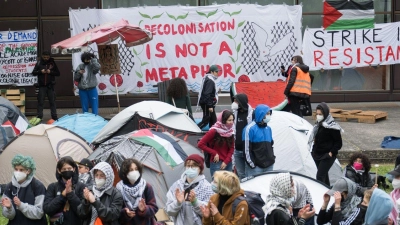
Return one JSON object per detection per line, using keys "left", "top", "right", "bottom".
{"left": 88, "top": 130, "right": 211, "bottom": 208}
{"left": 91, "top": 101, "right": 201, "bottom": 146}
{"left": 0, "top": 96, "right": 29, "bottom": 149}
{"left": 53, "top": 113, "right": 108, "bottom": 143}
{"left": 0, "top": 124, "right": 93, "bottom": 187}
{"left": 381, "top": 136, "right": 400, "bottom": 149}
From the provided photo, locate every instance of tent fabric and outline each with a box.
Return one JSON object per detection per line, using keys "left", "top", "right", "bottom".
{"left": 88, "top": 130, "right": 210, "bottom": 208}
{"left": 53, "top": 113, "right": 108, "bottom": 143}
{"left": 0, "top": 124, "right": 93, "bottom": 187}
{"left": 91, "top": 101, "right": 202, "bottom": 146}
{"left": 0, "top": 97, "right": 29, "bottom": 149}
{"left": 381, "top": 136, "right": 400, "bottom": 149}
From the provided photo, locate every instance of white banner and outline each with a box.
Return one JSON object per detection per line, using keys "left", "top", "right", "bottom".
{"left": 69, "top": 4, "right": 302, "bottom": 94}
{"left": 303, "top": 22, "right": 400, "bottom": 71}
{"left": 0, "top": 29, "right": 38, "bottom": 86}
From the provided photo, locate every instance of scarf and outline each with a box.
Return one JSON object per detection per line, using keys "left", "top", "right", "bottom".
{"left": 89, "top": 162, "right": 114, "bottom": 225}
{"left": 389, "top": 189, "right": 400, "bottom": 225}
{"left": 116, "top": 178, "right": 147, "bottom": 211}
{"left": 264, "top": 173, "right": 293, "bottom": 216}
{"left": 79, "top": 173, "right": 90, "bottom": 184}
{"left": 308, "top": 114, "right": 344, "bottom": 150}
{"left": 197, "top": 74, "right": 218, "bottom": 107}
{"left": 210, "top": 110, "right": 235, "bottom": 137}
{"left": 292, "top": 179, "right": 313, "bottom": 209}
{"left": 339, "top": 177, "right": 362, "bottom": 218}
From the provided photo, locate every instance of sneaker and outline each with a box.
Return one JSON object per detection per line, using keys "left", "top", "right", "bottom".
{"left": 29, "top": 117, "right": 42, "bottom": 126}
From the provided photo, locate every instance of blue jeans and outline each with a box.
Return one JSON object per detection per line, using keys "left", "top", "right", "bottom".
{"left": 245, "top": 163, "right": 274, "bottom": 178}
{"left": 79, "top": 88, "right": 99, "bottom": 115}
{"left": 210, "top": 161, "right": 233, "bottom": 178}
{"left": 234, "top": 150, "right": 246, "bottom": 180}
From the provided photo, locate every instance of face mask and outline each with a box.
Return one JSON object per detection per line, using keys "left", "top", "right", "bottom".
{"left": 60, "top": 171, "right": 74, "bottom": 180}
{"left": 127, "top": 171, "right": 140, "bottom": 184}
{"left": 316, "top": 115, "right": 324, "bottom": 122}
{"left": 288, "top": 197, "right": 295, "bottom": 203}
{"left": 185, "top": 168, "right": 199, "bottom": 179}
{"left": 263, "top": 115, "right": 271, "bottom": 124}
{"left": 392, "top": 179, "right": 400, "bottom": 190}
{"left": 353, "top": 162, "right": 363, "bottom": 170}
{"left": 95, "top": 178, "right": 106, "bottom": 188}
{"left": 211, "top": 183, "right": 218, "bottom": 193}
{"left": 231, "top": 102, "right": 239, "bottom": 111}
{"left": 14, "top": 171, "right": 27, "bottom": 182}
{"left": 84, "top": 61, "right": 90, "bottom": 65}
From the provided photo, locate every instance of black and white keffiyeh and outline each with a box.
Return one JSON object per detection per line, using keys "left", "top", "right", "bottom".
{"left": 292, "top": 179, "right": 313, "bottom": 209}
{"left": 264, "top": 173, "right": 293, "bottom": 216}
{"left": 308, "top": 114, "right": 344, "bottom": 149}
{"left": 339, "top": 177, "right": 362, "bottom": 218}
{"left": 116, "top": 178, "right": 147, "bottom": 211}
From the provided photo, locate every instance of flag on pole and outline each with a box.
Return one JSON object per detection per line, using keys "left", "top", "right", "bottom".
{"left": 323, "top": 0, "right": 375, "bottom": 30}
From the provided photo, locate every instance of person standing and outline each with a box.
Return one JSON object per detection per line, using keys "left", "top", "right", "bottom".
{"left": 231, "top": 94, "right": 253, "bottom": 180}
{"left": 243, "top": 104, "right": 275, "bottom": 177}
{"left": 32, "top": 51, "right": 60, "bottom": 122}
{"left": 284, "top": 55, "right": 311, "bottom": 117}
{"left": 310, "top": 102, "right": 343, "bottom": 186}
{"left": 166, "top": 78, "right": 194, "bottom": 120}
{"left": 197, "top": 65, "right": 219, "bottom": 129}
{"left": 74, "top": 52, "right": 101, "bottom": 115}
{"left": 1, "top": 154, "right": 47, "bottom": 225}
{"left": 76, "top": 158, "right": 94, "bottom": 187}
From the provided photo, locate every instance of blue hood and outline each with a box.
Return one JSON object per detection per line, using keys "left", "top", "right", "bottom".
{"left": 254, "top": 104, "right": 271, "bottom": 123}
{"left": 365, "top": 188, "right": 393, "bottom": 225}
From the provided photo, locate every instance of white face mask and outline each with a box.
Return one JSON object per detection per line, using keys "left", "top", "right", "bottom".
{"left": 127, "top": 171, "right": 140, "bottom": 184}
{"left": 316, "top": 115, "right": 324, "bottom": 122}
{"left": 231, "top": 102, "right": 239, "bottom": 111}
{"left": 392, "top": 179, "right": 400, "bottom": 190}
{"left": 95, "top": 178, "right": 106, "bottom": 188}
{"left": 263, "top": 115, "right": 271, "bottom": 123}
{"left": 14, "top": 171, "right": 27, "bottom": 182}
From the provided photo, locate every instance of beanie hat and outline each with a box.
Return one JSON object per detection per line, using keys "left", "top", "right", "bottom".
{"left": 185, "top": 154, "right": 204, "bottom": 172}
{"left": 209, "top": 65, "right": 219, "bottom": 72}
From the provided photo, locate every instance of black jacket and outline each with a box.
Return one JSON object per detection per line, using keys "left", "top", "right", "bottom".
{"left": 43, "top": 163, "right": 86, "bottom": 225}
{"left": 331, "top": 204, "right": 367, "bottom": 225}
{"left": 32, "top": 57, "right": 60, "bottom": 86}
{"left": 284, "top": 64, "right": 310, "bottom": 98}
{"left": 265, "top": 205, "right": 306, "bottom": 225}
{"left": 199, "top": 75, "right": 216, "bottom": 107}
{"left": 312, "top": 103, "right": 342, "bottom": 159}
{"left": 345, "top": 165, "right": 374, "bottom": 197}
{"left": 234, "top": 94, "right": 250, "bottom": 151}
{"left": 77, "top": 186, "right": 123, "bottom": 225}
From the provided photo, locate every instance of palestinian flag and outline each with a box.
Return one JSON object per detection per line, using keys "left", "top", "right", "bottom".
{"left": 323, "top": 0, "right": 375, "bottom": 30}
{"left": 131, "top": 129, "right": 187, "bottom": 167}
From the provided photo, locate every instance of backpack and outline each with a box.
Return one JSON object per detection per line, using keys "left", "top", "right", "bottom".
{"left": 232, "top": 190, "right": 265, "bottom": 225}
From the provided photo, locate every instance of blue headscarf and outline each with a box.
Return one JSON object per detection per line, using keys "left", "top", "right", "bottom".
{"left": 365, "top": 189, "right": 393, "bottom": 225}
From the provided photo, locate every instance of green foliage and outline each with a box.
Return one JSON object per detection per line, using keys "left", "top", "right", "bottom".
{"left": 196, "top": 9, "right": 218, "bottom": 18}
{"left": 222, "top": 9, "right": 242, "bottom": 17}
{"left": 0, "top": 203, "right": 9, "bottom": 225}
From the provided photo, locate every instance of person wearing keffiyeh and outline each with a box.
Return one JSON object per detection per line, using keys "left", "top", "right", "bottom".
{"left": 198, "top": 110, "right": 235, "bottom": 177}
{"left": 117, "top": 158, "right": 158, "bottom": 225}
{"left": 77, "top": 162, "right": 123, "bottom": 225}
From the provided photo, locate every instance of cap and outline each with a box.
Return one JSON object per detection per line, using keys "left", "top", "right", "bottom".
{"left": 209, "top": 65, "right": 219, "bottom": 72}
{"left": 76, "top": 158, "right": 93, "bottom": 170}
{"left": 389, "top": 164, "right": 400, "bottom": 177}
{"left": 185, "top": 154, "right": 204, "bottom": 172}
{"left": 326, "top": 178, "right": 348, "bottom": 196}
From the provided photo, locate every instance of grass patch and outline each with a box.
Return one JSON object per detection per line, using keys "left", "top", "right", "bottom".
{"left": 0, "top": 204, "right": 8, "bottom": 225}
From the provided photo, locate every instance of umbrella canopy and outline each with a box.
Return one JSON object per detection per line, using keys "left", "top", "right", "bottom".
{"left": 51, "top": 19, "right": 152, "bottom": 54}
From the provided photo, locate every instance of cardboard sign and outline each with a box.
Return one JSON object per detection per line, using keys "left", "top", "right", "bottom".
{"left": 98, "top": 44, "right": 121, "bottom": 74}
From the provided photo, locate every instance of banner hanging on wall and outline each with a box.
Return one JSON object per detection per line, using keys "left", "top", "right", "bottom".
{"left": 69, "top": 4, "right": 302, "bottom": 95}
{"left": 303, "top": 22, "right": 400, "bottom": 71}
{"left": 0, "top": 29, "right": 38, "bottom": 86}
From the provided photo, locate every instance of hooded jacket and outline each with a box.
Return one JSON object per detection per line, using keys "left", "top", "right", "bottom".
{"left": 344, "top": 165, "right": 374, "bottom": 197}
{"left": 233, "top": 94, "right": 253, "bottom": 151}
{"left": 364, "top": 189, "right": 393, "bottom": 225}
{"left": 43, "top": 157, "right": 86, "bottom": 225}
{"left": 242, "top": 104, "right": 275, "bottom": 169}
{"left": 312, "top": 103, "right": 343, "bottom": 159}
{"left": 73, "top": 58, "right": 101, "bottom": 90}
{"left": 32, "top": 57, "right": 60, "bottom": 86}
{"left": 198, "top": 75, "right": 217, "bottom": 107}
{"left": 284, "top": 64, "right": 311, "bottom": 98}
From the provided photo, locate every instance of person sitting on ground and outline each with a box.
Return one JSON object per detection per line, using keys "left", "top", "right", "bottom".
{"left": 200, "top": 171, "right": 250, "bottom": 225}
{"left": 344, "top": 152, "right": 374, "bottom": 197}
{"left": 166, "top": 77, "right": 194, "bottom": 120}
{"left": 317, "top": 177, "right": 362, "bottom": 225}
{"left": 77, "top": 158, "right": 94, "bottom": 186}
{"left": 264, "top": 173, "right": 315, "bottom": 225}
{"left": 292, "top": 178, "right": 315, "bottom": 225}
{"left": 77, "top": 162, "right": 123, "bottom": 225}
{"left": 388, "top": 165, "right": 400, "bottom": 225}
{"left": 165, "top": 154, "right": 214, "bottom": 225}
{"left": 1, "top": 154, "right": 47, "bottom": 225}
{"left": 331, "top": 188, "right": 373, "bottom": 225}
{"left": 364, "top": 188, "right": 393, "bottom": 225}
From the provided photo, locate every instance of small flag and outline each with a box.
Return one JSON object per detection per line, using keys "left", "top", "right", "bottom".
{"left": 323, "top": 0, "right": 375, "bottom": 30}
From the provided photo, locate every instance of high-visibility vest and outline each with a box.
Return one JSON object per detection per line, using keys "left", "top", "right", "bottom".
{"left": 287, "top": 66, "right": 311, "bottom": 95}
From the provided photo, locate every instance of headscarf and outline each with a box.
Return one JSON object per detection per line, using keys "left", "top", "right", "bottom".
{"left": 338, "top": 177, "right": 362, "bottom": 218}
{"left": 263, "top": 173, "right": 293, "bottom": 216}
{"left": 292, "top": 179, "right": 313, "bottom": 209}
{"left": 365, "top": 189, "right": 393, "bottom": 225}
{"left": 389, "top": 188, "right": 400, "bottom": 225}
{"left": 90, "top": 162, "right": 114, "bottom": 198}
{"left": 210, "top": 110, "right": 234, "bottom": 137}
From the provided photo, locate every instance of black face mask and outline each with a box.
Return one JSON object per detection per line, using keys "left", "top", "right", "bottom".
{"left": 61, "top": 171, "right": 74, "bottom": 180}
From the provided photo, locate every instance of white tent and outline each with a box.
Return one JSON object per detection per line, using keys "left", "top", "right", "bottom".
{"left": 92, "top": 101, "right": 201, "bottom": 145}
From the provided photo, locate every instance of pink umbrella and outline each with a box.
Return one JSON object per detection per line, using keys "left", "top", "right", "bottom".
{"left": 51, "top": 19, "right": 152, "bottom": 54}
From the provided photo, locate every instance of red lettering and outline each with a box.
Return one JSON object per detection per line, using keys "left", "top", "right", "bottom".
{"left": 170, "top": 67, "right": 179, "bottom": 78}
{"left": 376, "top": 46, "right": 384, "bottom": 62}
{"left": 357, "top": 48, "right": 361, "bottom": 63}
{"left": 157, "top": 24, "right": 163, "bottom": 35}
{"left": 146, "top": 44, "right": 150, "bottom": 60}
{"left": 145, "top": 68, "right": 158, "bottom": 82}
{"left": 151, "top": 25, "right": 157, "bottom": 35}
{"left": 155, "top": 43, "right": 166, "bottom": 58}
{"left": 397, "top": 46, "right": 400, "bottom": 60}
{"left": 200, "top": 42, "right": 212, "bottom": 58}
{"left": 159, "top": 67, "right": 168, "bottom": 81}
{"left": 201, "top": 65, "right": 209, "bottom": 77}
{"left": 178, "top": 67, "right": 188, "bottom": 79}
{"left": 219, "top": 41, "right": 232, "bottom": 55}
{"left": 364, "top": 47, "right": 374, "bottom": 64}
{"left": 313, "top": 50, "right": 324, "bottom": 67}
{"left": 329, "top": 48, "right": 339, "bottom": 66}
{"left": 190, "top": 65, "right": 200, "bottom": 78}
{"left": 386, "top": 46, "right": 395, "bottom": 61}
{"left": 223, "top": 64, "right": 235, "bottom": 78}
{"left": 343, "top": 48, "right": 353, "bottom": 66}
{"left": 188, "top": 43, "right": 198, "bottom": 56}
{"left": 175, "top": 44, "right": 187, "bottom": 58}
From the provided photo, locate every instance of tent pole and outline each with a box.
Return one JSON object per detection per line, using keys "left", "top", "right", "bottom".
{"left": 114, "top": 74, "right": 121, "bottom": 112}
{"left": 154, "top": 151, "right": 169, "bottom": 192}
